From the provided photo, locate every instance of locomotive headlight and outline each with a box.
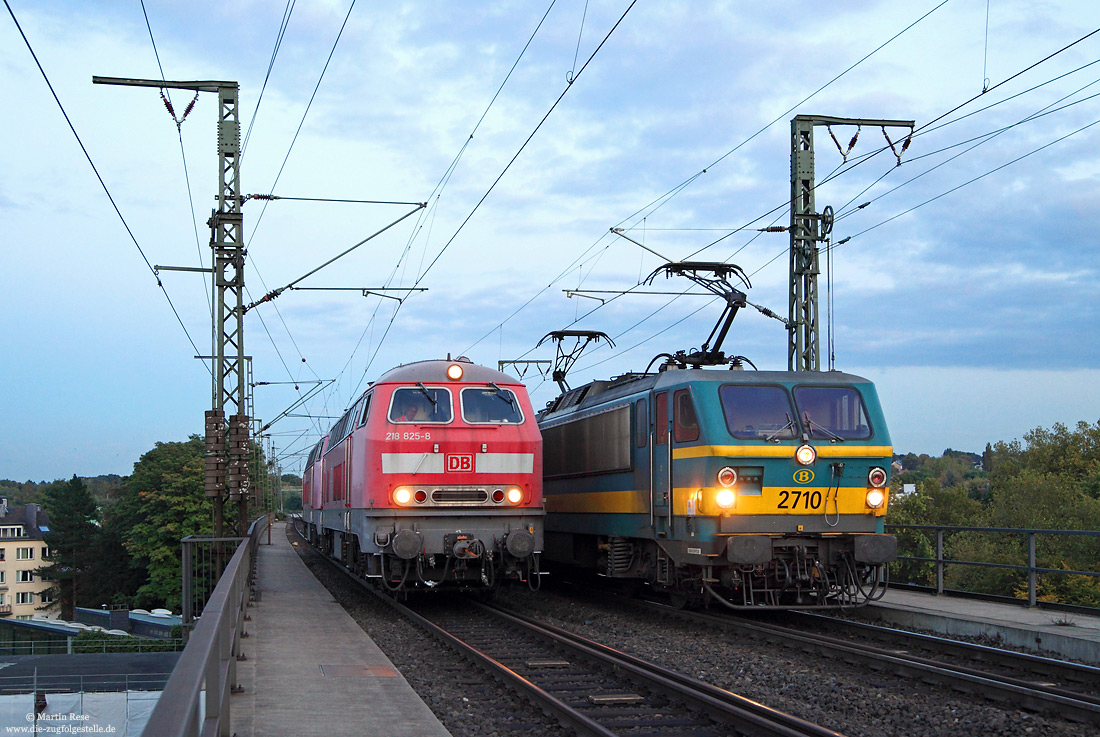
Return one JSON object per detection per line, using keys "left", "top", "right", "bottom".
{"left": 715, "top": 488, "right": 736, "bottom": 509}
{"left": 867, "top": 467, "right": 888, "bottom": 488}
{"left": 717, "top": 467, "right": 737, "bottom": 488}
{"left": 795, "top": 444, "right": 817, "bottom": 466}
{"left": 413, "top": 489, "right": 428, "bottom": 504}
{"left": 393, "top": 487, "right": 412, "bottom": 505}
{"left": 446, "top": 363, "right": 464, "bottom": 381}
{"left": 866, "top": 489, "right": 886, "bottom": 509}
{"left": 506, "top": 487, "right": 523, "bottom": 504}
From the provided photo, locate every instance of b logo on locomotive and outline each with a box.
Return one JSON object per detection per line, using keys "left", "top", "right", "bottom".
{"left": 792, "top": 469, "right": 814, "bottom": 484}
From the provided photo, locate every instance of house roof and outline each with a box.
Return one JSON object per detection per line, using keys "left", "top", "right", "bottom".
{"left": 0, "top": 501, "right": 51, "bottom": 541}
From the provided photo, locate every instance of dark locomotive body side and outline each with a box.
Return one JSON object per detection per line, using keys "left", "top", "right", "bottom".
{"left": 302, "top": 358, "right": 544, "bottom": 592}
{"left": 539, "top": 367, "right": 896, "bottom": 608}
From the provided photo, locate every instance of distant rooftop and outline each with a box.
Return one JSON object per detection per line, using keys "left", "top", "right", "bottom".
{"left": 0, "top": 498, "right": 49, "bottom": 541}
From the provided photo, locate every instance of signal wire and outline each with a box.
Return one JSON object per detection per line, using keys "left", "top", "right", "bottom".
{"left": 462, "top": 1, "right": 950, "bottom": 356}
{"left": 831, "top": 77, "right": 1100, "bottom": 225}
{"left": 325, "top": 1, "right": 636, "bottom": 408}
{"left": 243, "top": 0, "right": 297, "bottom": 158}
{"left": 140, "top": 0, "right": 212, "bottom": 315}
{"left": 4, "top": 0, "right": 207, "bottom": 369}
{"left": 247, "top": 0, "right": 358, "bottom": 248}
{"left": 552, "top": 32, "right": 1100, "bottom": 364}
{"left": 413, "top": 0, "right": 638, "bottom": 287}
{"left": 836, "top": 116, "right": 1100, "bottom": 245}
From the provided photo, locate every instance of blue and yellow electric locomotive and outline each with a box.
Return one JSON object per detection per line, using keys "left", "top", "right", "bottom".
{"left": 537, "top": 264, "right": 896, "bottom": 609}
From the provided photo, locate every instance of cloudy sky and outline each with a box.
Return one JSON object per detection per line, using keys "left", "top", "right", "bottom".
{"left": 2, "top": 1, "right": 1098, "bottom": 481}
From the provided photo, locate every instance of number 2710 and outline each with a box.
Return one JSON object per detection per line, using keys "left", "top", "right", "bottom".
{"left": 777, "top": 490, "right": 822, "bottom": 510}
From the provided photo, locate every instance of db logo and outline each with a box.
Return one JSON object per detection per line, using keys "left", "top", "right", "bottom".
{"left": 793, "top": 469, "right": 815, "bottom": 484}
{"left": 445, "top": 454, "right": 474, "bottom": 473}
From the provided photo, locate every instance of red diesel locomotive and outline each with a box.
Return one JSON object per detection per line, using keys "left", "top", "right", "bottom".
{"left": 302, "top": 358, "right": 544, "bottom": 591}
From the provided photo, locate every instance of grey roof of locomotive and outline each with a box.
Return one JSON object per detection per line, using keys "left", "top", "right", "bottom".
{"left": 539, "top": 367, "right": 875, "bottom": 425}
{"left": 374, "top": 358, "right": 522, "bottom": 386}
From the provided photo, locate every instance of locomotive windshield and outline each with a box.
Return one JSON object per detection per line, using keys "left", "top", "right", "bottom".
{"left": 793, "top": 386, "right": 872, "bottom": 440}
{"left": 388, "top": 386, "right": 453, "bottom": 423}
{"left": 461, "top": 387, "right": 524, "bottom": 424}
{"left": 719, "top": 385, "right": 798, "bottom": 440}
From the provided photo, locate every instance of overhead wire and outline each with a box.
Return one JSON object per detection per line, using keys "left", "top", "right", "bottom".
{"left": 533, "top": 22, "right": 1100, "bottom": 383}
{"left": 329, "top": 0, "right": 633, "bottom": 407}
{"left": 4, "top": 0, "right": 208, "bottom": 369}
{"left": 245, "top": 0, "right": 558, "bottom": 427}
{"left": 243, "top": 0, "right": 296, "bottom": 157}
{"left": 237, "top": 1, "right": 360, "bottom": 432}
{"left": 247, "top": 0, "right": 358, "bottom": 248}
{"left": 835, "top": 115, "right": 1100, "bottom": 246}
{"left": 140, "top": 0, "right": 212, "bottom": 314}
{"left": 462, "top": 0, "right": 952, "bottom": 357}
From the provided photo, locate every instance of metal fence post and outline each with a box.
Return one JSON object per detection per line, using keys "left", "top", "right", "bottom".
{"left": 1028, "top": 532, "right": 1038, "bottom": 608}
{"left": 936, "top": 529, "right": 945, "bottom": 595}
{"left": 182, "top": 537, "right": 193, "bottom": 634}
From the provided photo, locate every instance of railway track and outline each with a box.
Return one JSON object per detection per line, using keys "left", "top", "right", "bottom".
{"left": 632, "top": 599, "right": 1100, "bottom": 726}
{"left": 320, "top": 550, "right": 845, "bottom": 736}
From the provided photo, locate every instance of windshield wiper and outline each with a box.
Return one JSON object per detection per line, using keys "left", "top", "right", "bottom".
{"left": 488, "top": 382, "right": 515, "bottom": 406}
{"left": 764, "top": 413, "right": 796, "bottom": 442}
{"left": 802, "top": 413, "right": 844, "bottom": 442}
{"left": 416, "top": 382, "right": 438, "bottom": 407}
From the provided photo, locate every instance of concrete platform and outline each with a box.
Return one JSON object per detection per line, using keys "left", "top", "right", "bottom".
{"left": 230, "top": 522, "right": 451, "bottom": 737}
{"left": 863, "top": 588, "right": 1100, "bottom": 664}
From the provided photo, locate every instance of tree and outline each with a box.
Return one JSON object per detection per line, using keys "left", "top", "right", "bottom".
{"left": 37, "top": 475, "right": 99, "bottom": 620}
{"left": 119, "top": 436, "right": 230, "bottom": 610}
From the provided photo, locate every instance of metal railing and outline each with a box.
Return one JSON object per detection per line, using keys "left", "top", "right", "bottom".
{"left": 887, "top": 524, "right": 1100, "bottom": 608}
{"left": 0, "top": 638, "right": 184, "bottom": 656}
{"left": 141, "top": 514, "right": 268, "bottom": 737}
{"left": 0, "top": 672, "right": 172, "bottom": 695}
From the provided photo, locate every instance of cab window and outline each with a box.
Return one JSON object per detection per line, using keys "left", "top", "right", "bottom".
{"left": 673, "top": 389, "right": 699, "bottom": 443}
{"left": 460, "top": 387, "right": 523, "bottom": 424}
{"left": 388, "top": 387, "right": 453, "bottom": 424}
{"left": 654, "top": 392, "right": 668, "bottom": 445}
{"left": 719, "top": 385, "right": 797, "bottom": 440}
{"left": 792, "top": 386, "right": 872, "bottom": 440}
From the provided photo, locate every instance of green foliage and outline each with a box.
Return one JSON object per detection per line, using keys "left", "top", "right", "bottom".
{"left": 888, "top": 478, "right": 984, "bottom": 586}
{"left": 37, "top": 476, "right": 99, "bottom": 619}
{"left": 119, "top": 436, "right": 223, "bottom": 611}
{"left": 0, "top": 476, "right": 121, "bottom": 507}
{"left": 283, "top": 487, "right": 303, "bottom": 512}
{"left": 0, "top": 479, "right": 46, "bottom": 506}
{"left": 70, "top": 630, "right": 181, "bottom": 654}
{"left": 891, "top": 420, "right": 1100, "bottom": 607}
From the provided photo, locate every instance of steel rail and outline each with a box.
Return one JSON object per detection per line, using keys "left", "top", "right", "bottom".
{"left": 637, "top": 599, "right": 1100, "bottom": 726}
{"left": 315, "top": 543, "right": 617, "bottom": 737}
{"left": 790, "top": 610, "right": 1100, "bottom": 686}
{"left": 480, "top": 602, "right": 843, "bottom": 737}
{"left": 311, "top": 529, "right": 841, "bottom": 737}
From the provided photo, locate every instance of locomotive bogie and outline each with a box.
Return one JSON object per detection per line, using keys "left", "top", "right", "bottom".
{"left": 301, "top": 359, "right": 545, "bottom": 592}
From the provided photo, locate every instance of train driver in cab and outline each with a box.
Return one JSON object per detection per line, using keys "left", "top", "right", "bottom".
{"left": 395, "top": 399, "right": 425, "bottom": 422}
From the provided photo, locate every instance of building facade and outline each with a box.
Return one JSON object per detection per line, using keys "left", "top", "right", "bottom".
{"left": 0, "top": 499, "right": 55, "bottom": 619}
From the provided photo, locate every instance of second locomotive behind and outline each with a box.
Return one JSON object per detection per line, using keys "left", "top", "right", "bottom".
{"left": 302, "top": 358, "right": 544, "bottom": 592}
{"left": 535, "top": 262, "right": 896, "bottom": 609}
